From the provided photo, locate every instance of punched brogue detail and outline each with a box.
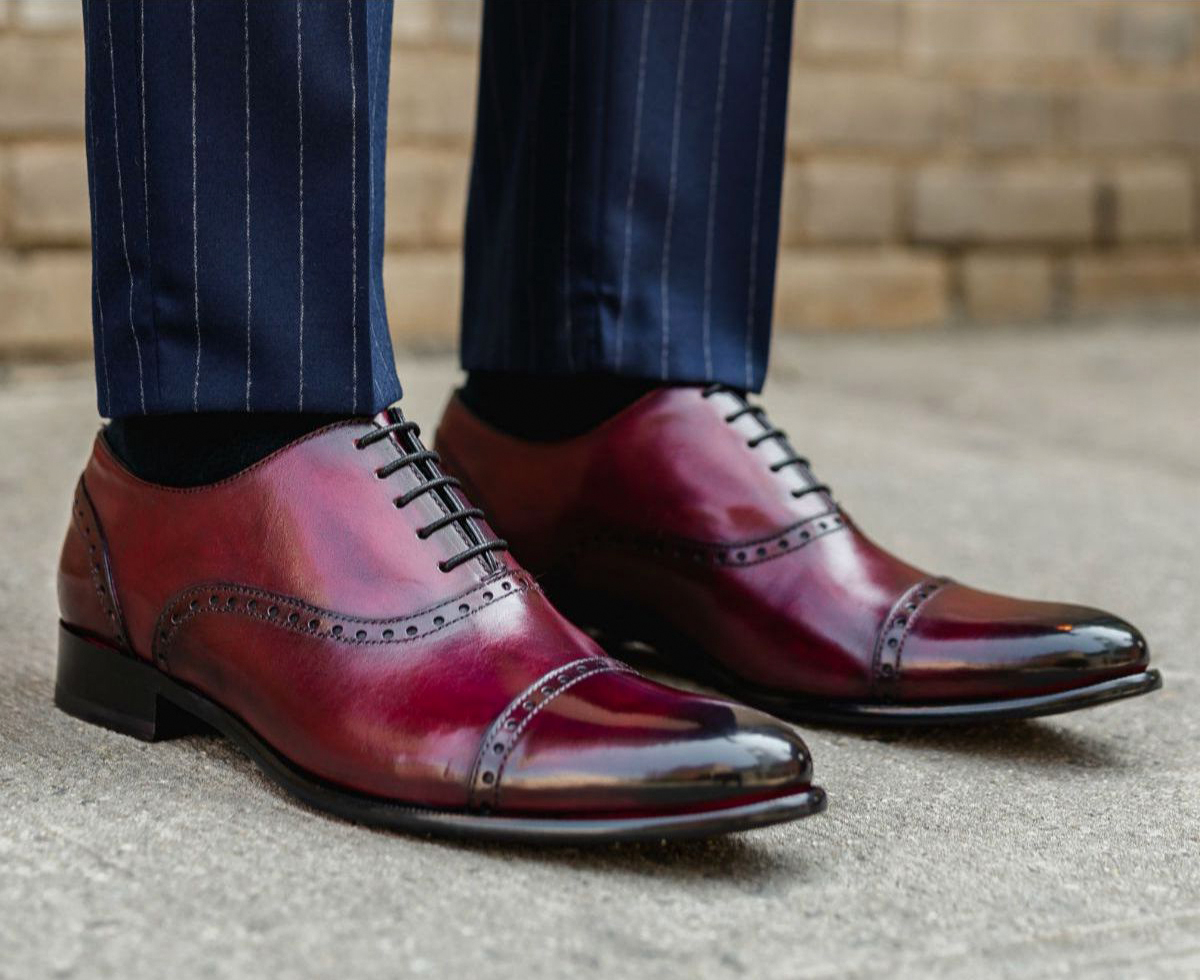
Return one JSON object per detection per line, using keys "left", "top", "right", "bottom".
{"left": 577, "top": 508, "right": 849, "bottom": 570}
{"left": 870, "top": 577, "right": 950, "bottom": 700}
{"left": 70, "top": 479, "right": 128, "bottom": 648}
{"left": 466, "top": 658, "right": 638, "bottom": 812}
{"left": 153, "top": 571, "right": 535, "bottom": 666}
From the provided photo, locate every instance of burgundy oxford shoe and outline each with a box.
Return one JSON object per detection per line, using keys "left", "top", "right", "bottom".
{"left": 435, "top": 386, "right": 1161, "bottom": 726}
{"left": 55, "top": 409, "right": 825, "bottom": 842}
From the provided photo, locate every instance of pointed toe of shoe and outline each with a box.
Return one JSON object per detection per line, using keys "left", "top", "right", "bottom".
{"left": 485, "top": 668, "right": 813, "bottom": 819}
{"left": 1056, "top": 609, "right": 1149, "bottom": 673}
{"left": 896, "top": 584, "right": 1152, "bottom": 704}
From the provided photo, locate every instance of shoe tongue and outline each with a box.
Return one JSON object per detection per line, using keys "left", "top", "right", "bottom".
{"left": 376, "top": 406, "right": 423, "bottom": 451}
{"left": 375, "top": 404, "right": 405, "bottom": 428}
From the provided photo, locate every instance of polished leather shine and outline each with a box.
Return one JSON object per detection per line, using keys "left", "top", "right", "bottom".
{"left": 57, "top": 414, "right": 816, "bottom": 820}
{"left": 435, "top": 388, "right": 1152, "bottom": 710}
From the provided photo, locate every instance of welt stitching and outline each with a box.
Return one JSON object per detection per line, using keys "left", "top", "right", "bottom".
{"left": 491, "top": 662, "right": 635, "bottom": 810}
{"left": 155, "top": 574, "right": 533, "bottom": 666}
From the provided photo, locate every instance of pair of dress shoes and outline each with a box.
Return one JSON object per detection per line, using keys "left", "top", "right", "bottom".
{"left": 55, "top": 386, "right": 1159, "bottom": 842}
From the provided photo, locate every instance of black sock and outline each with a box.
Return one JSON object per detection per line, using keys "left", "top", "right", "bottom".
{"left": 459, "top": 372, "right": 666, "bottom": 441}
{"left": 103, "top": 413, "right": 347, "bottom": 487}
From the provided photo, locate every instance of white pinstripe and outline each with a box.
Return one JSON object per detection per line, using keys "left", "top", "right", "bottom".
{"left": 348, "top": 0, "right": 359, "bottom": 413}
{"left": 137, "top": 0, "right": 153, "bottom": 408}
{"left": 745, "top": 0, "right": 776, "bottom": 391}
{"left": 523, "top": 22, "right": 550, "bottom": 372}
{"left": 514, "top": 0, "right": 541, "bottom": 370}
{"left": 189, "top": 0, "right": 201, "bottom": 410}
{"left": 514, "top": 1, "right": 527, "bottom": 92}
{"left": 94, "top": 259, "right": 112, "bottom": 413}
{"left": 366, "top": 4, "right": 386, "bottom": 402}
{"left": 296, "top": 0, "right": 306, "bottom": 411}
{"left": 243, "top": 0, "right": 252, "bottom": 410}
{"left": 615, "top": 0, "right": 651, "bottom": 369}
{"left": 659, "top": 0, "right": 693, "bottom": 380}
{"left": 106, "top": 0, "right": 146, "bottom": 414}
{"left": 482, "top": 6, "right": 508, "bottom": 369}
{"left": 506, "top": 0, "right": 525, "bottom": 369}
{"left": 84, "top": 0, "right": 111, "bottom": 412}
{"left": 562, "top": 0, "right": 577, "bottom": 372}
{"left": 701, "top": 1, "right": 733, "bottom": 381}
{"left": 483, "top": 8, "right": 506, "bottom": 158}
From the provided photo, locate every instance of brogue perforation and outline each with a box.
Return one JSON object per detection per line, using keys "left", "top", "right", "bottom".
{"left": 153, "top": 570, "right": 535, "bottom": 665}
{"left": 870, "top": 577, "right": 950, "bottom": 700}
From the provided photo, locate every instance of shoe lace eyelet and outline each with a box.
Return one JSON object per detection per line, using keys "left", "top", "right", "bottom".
{"left": 707, "top": 385, "right": 836, "bottom": 505}
{"left": 364, "top": 413, "right": 511, "bottom": 573}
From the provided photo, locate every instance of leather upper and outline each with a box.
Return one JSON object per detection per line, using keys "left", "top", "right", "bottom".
{"left": 58, "top": 414, "right": 812, "bottom": 815}
{"left": 435, "top": 387, "right": 1150, "bottom": 706}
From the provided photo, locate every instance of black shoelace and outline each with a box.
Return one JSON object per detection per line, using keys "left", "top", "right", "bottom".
{"left": 355, "top": 413, "right": 508, "bottom": 573}
{"left": 702, "top": 384, "right": 832, "bottom": 501}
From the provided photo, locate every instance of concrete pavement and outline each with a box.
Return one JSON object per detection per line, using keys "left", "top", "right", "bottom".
{"left": 1, "top": 322, "right": 1197, "bottom": 979}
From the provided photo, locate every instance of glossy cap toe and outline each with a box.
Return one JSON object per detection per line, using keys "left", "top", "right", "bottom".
{"left": 897, "top": 583, "right": 1150, "bottom": 704}
{"left": 484, "top": 669, "right": 812, "bottom": 818}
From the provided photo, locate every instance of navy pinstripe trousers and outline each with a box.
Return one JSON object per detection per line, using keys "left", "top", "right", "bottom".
{"left": 84, "top": 0, "right": 794, "bottom": 419}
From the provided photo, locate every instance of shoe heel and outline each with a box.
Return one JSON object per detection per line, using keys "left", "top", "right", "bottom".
{"left": 55, "top": 623, "right": 201, "bottom": 741}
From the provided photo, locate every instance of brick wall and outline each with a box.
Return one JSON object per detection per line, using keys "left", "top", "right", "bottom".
{"left": 2, "top": 0, "right": 1199, "bottom": 361}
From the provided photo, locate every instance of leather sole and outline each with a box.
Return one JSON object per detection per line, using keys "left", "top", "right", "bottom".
{"left": 669, "top": 661, "right": 1163, "bottom": 727}
{"left": 53, "top": 623, "right": 826, "bottom": 843}
{"left": 554, "top": 593, "right": 1163, "bottom": 728}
